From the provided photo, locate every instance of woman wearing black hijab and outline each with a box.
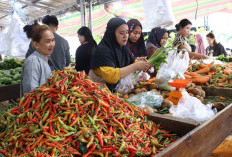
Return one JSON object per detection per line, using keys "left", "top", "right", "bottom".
{"left": 90, "top": 17, "right": 151, "bottom": 91}
{"left": 127, "top": 19, "right": 147, "bottom": 59}
{"left": 75, "top": 26, "right": 97, "bottom": 74}
{"left": 146, "top": 27, "right": 169, "bottom": 58}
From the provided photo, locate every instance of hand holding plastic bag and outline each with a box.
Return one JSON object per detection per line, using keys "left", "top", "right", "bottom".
{"left": 156, "top": 50, "right": 189, "bottom": 91}
{"left": 115, "top": 71, "right": 150, "bottom": 94}
{"left": 169, "top": 91, "right": 216, "bottom": 122}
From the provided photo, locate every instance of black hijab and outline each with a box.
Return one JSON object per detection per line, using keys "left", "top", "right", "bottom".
{"left": 147, "top": 27, "right": 168, "bottom": 48}
{"left": 127, "top": 19, "right": 147, "bottom": 58}
{"left": 91, "top": 17, "right": 134, "bottom": 90}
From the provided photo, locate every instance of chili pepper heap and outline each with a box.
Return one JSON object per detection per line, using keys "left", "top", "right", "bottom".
{"left": 0, "top": 67, "right": 178, "bottom": 156}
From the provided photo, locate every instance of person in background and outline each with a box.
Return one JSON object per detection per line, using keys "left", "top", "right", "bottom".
{"left": 206, "top": 32, "right": 227, "bottom": 57}
{"left": 146, "top": 27, "right": 169, "bottom": 58}
{"left": 195, "top": 34, "right": 206, "bottom": 55}
{"left": 25, "top": 15, "right": 70, "bottom": 70}
{"left": 172, "top": 18, "right": 208, "bottom": 59}
{"left": 21, "top": 25, "right": 55, "bottom": 96}
{"left": 126, "top": 19, "right": 147, "bottom": 59}
{"left": 75, "top": 26, "right": 97, "bottom": 74}
{"left": 89, "top": 17, "right": 151, "bottom": 91}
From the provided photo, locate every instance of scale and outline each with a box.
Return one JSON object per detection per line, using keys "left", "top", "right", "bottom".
{"left": 168, "top": 79, "right": 192, "bottom": 105}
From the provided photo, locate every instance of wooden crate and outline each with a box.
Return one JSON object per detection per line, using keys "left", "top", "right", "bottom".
{"left": 149, "top": 103, "right": 232, "bottom": 157}
{"left": 202, "top": 86, "right": 232, "bottom": 97}
{"left": 0, "top": 84, "right": 20, "bottom": 102}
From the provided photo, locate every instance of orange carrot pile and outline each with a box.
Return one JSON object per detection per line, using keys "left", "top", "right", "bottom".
{"left": 185, "top": 62, "right": 232, "bottom": 87}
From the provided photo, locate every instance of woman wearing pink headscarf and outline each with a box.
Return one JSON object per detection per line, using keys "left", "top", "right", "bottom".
{"left": 195, "top": 34, "right": 206, "bottom": 55}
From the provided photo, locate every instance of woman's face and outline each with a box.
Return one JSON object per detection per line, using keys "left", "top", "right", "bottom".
{"left": 180, "top": 24, "right": 191, "bottom": 38}
{"left": 206, "top": 37, "right": 214, "bottom": 46}
{"left": 78, "top": 34, "right": 85, "bottom": 44}
{"left": 34, "top": 30, "right": 55, "bottom": 57}
{"left": 129, "top": 25, "right": 142, "bottom": 43}
{"left": 115, "top": 24, "right": 129, "bottom": 46}
{"left": 160, "top": 32, "right": 169, "bottom": 46}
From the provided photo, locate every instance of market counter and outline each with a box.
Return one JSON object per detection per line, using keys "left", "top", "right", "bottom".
{"left": 149, "top": 103, "right": 232, "bottom": 157}
{"left": 0, "top": 84, "right": 20, "bottom": 102}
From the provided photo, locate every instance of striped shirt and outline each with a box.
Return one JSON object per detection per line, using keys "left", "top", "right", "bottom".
{"left": 172, "top": 33, "right": 192, "bottom": 52}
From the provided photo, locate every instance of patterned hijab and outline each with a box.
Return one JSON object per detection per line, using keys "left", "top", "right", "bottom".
{"left": 127, "top": 19, "right": 147, "bottom": 58}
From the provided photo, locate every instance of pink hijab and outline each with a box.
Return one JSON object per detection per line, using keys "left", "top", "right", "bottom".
{"left": 195, "top": 34, "right": 206, "bottom": 55}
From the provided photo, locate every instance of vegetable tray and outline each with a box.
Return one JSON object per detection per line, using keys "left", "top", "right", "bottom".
{"left": 0, "top": 84, "right": 20, "bottom": 102}
{"left": 149, "top": 103, "right": 232, "bottom": 157}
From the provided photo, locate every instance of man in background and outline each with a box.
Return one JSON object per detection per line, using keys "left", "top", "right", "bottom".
{"left": 25, "top": 15, "right": 70, "bottom": 70}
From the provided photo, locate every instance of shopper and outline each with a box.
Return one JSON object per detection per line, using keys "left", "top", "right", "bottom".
{"left": 172, "top": 18, "right": 208, "bottom": 59}
{"left": 89, "top": 17, "right": 151, "bottom": 91}
{"left": 126, "top": 19, "right": 147, "bottom": 59}
{"left": 75, "top": 26, "right": 97, "bottom": 74}
{"left": 146, "top": 27, "right": 169, "bottom": 58}
{"left": 195, "top": 34, "right": 206, "bottom": 55}
{"left": 21, "top": 25, "right": 55, "bottom": 96}
{"left": 206, "top": 32, "right": 227, "bottom": 57}
{"left": 25, "top": 15, "right": 70, "bottom": 70}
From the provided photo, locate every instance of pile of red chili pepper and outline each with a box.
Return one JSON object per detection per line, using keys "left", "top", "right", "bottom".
{"left": 0, "top": 67, "right": 178, "bottom": 156}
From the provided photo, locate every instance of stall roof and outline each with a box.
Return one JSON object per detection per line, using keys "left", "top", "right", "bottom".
{"left": 0, "top": 0, "right": 115, "bottom": 28}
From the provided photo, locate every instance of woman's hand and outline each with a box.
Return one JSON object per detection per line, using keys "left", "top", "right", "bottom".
{"left": 137, "top": 57, "right": 147, "bottom": 61}
{"left": 135, "top": 61, "right": 152, "bottom": 71}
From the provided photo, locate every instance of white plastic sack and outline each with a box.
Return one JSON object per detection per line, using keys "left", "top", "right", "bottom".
{"left": 142, "top": 0, "right": 175, "bottom": 28}
{"left": 156, "top": 50, "right": 189, "bottom": 91}
{"left": 128, "top": 91, "right": 163, "bottom": 109}
{"left": 0, "top": 13, "right": 30, "bottom": 58}
{"left": 169, "top": 91, "right": 216, "bottom": 123}
{"left": 115, "top": 71, "right": 150, "bottom": 94}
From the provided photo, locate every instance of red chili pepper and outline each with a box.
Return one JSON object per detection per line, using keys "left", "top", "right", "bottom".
{"left": 96, "top": 132, "right": 104, "bottom": 146}
{"left": 49, "top": 122, "right": 55, "bottom": 135}
{"left": 83, "top": 144, "right": 96, "bottom": 157}
{"left": 162, "top": 134, "right": 173, "bottom": 138}
{"left": 127, "top": 145, "right": 137, "bottom": 153}
{"left": 100, "top": 146, "right": 117, "bottom": 152}
{"left": 0, "top": 150, "right": 8, "bottom": 154}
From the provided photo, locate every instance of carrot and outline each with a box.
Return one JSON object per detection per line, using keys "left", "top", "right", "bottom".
{"left": 199, "top": 64, "right": 208, "bottom": 68}
{"left": 184, "top": 71, "right": 190, "bottom": 75}
{"left": 195, "top": 66, "right": 210, "bottom": 74}
{"left": 189, "top": 76, "right": 209, "bottom": 84}
{"left": 219, "top": 97, "right": 227, "bottom": 101}
{"left": 223, "top": 68, "right": 232, "bottom": 75}
{"left": 184, "top": 74, "right": 192, "bottom": 79}
{"left": 189, "top": 72, "right": 200, "bottom": 76}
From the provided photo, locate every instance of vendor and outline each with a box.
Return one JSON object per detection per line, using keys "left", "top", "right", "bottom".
{"left": 172, "top": 19, "right": 209, "bottom": 59}
{"left": 146, "top": 27, "right": 169, "bottom": 58}
{"left": 20, "top": 24, "right": 55, "bottom": 97}
{"left": 126, "top": 19, "right": 147, "bottom": 59}
{"left": 75, "top": 26, "right": 97, "bottom": 74}
{"left": 206, "top": 32, "right": 227, "bottom": 57}
{"left": 89, "top": 17, "right": 151, "bottom": 91}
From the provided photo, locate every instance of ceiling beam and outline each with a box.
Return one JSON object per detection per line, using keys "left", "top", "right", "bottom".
{"left": 17, "top": 0, "right": 54, "bottom": 10}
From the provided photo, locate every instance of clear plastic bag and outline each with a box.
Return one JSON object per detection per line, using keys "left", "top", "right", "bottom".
{"left": 0, "top": 13, "right": 30, "bottom": 58}
{"left": 169, "top": 91, "right": 216, "bottom": 123}
{"left": 128, "top": 91, "right": 163, "bottom": 109}
{"left": 115, "top": 71, "right": 150, "bottom": 94}
{"left": 156, "top": 50, "right": 189, "bottom": 91}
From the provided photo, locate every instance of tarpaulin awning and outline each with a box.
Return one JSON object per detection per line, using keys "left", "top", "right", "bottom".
{"left": 57, "top": 0, "right": 232, "bottom": 37}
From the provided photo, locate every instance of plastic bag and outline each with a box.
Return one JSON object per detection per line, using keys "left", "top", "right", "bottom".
{"left": 169, "top": 91, "right": 216, "bottom": 123}
{"left": 0, "top": 13, "right": 30, "bottom": 58}
{"left": 128, "top": 91, "right": 163, "bottom": 109}
{"left": 115, "top": 71, "right": 150, "bottom": 94}
{"left": 156, "top": 50, "right": 189, "bottom": 91}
